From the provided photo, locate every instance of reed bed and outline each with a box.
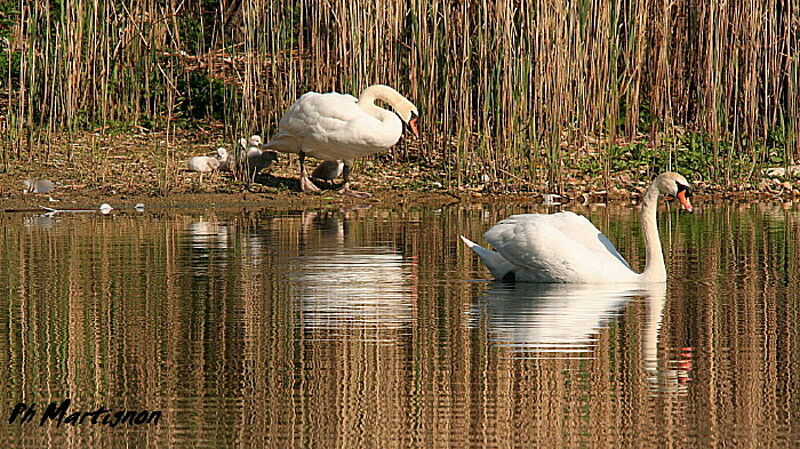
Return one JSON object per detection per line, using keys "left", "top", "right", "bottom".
{"left": 1, "top": 0, "right": 798, "bottom": 190}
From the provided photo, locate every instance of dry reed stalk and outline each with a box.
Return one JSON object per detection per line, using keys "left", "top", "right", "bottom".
{"left": 0, "top": 0, "right": 796, "bottom": 189}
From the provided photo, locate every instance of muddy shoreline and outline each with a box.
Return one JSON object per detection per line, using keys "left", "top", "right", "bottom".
{"left": 1, "top": 127, "right": 798, "bottom": 212}
{"left": 2, "top": 188, "right": 797, "bottom": 214}
{"left": 0, "top": 190, "right": 459, "bottom": 212}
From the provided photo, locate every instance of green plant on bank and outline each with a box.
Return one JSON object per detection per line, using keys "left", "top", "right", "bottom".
{"left": 0, "top": 0, "right": 797, "bottom": 189}
{"left": 0, "top": 1, "right": 19, "bottom": 80}
{"left": 576, "top": 129, "right": 788, "bottom": 185}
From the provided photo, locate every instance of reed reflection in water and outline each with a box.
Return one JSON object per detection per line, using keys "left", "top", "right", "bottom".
{"left": 0, "top": 201, "right": 798, "bottom": 448}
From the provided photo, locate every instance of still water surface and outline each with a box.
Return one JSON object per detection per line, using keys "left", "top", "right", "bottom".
{"left": 0, "top": 200, "right": 798, "bottom": 447}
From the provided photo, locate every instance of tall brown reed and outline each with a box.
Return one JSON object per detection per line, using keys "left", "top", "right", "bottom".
{"left": 1, "top": 0, "right": 798, "bottom": 189}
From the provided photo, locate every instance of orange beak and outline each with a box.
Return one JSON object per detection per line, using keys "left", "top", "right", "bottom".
{"left": 408, "top": 117, "right": 419, "bottom": 138}
{"left": 677, "top": 190, "right": 693, "bottom": 213}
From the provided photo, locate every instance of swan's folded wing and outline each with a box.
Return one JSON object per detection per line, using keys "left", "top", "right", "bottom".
{"left": 532, "top": 212, "right": 630, "bottom": 269}
{"left": 305, "top": 94, "right": 390, "bottom": 148}
{"left": 483, "top": 213, "right": 631, "bottom": 283}
{"left": 271, "top": 92, "right": 385, "bottom": 157}
{"left": 275, "top": 92, "right": 356, "bottom": 138}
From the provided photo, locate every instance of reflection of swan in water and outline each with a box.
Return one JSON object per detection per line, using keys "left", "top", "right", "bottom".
{"left": 23, "top": 215, "right": 57, "bottom": 229}
{"left": 185, "top": 219, "right": 230, "bottom": 250}
{"left": 642, "top": 284, "right": 692, "bottom": 394}
{"left": 475, "top": 282, "right": 691, "bottom": 390}
{"left": 288, "top": 210, "right": 416, "bottom": 340}
{"left": 472, "top": 283, "right": 640, "bottom": 355}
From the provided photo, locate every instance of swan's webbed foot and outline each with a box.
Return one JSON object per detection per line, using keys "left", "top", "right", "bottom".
{"left": 336, "top": 161, "right": 371, "bottom": 198}
{"left": 338, "top": 184, "right": 372, "bottom": 199}
{"left": 301, "top": 176, "right": 322, "bottom": 193}
{"left": 298, "top": 152, "right": 321, "bottom": 193}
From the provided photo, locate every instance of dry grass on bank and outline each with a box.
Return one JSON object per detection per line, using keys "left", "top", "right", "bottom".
{"left": 2, "top": 0, "right": 797, "bottom": 192}
{"left": 1, "top": 125, "right": 798, "bottom": 207}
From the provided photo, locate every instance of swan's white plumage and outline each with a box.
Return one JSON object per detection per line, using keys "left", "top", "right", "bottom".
{"left": 483, "top": 212, "right": 634, "bottom": 283}
{"left": 187, "top": 156, "right": 220, "bottom": 172}
{"left": 265, "top": 91, "right": 403, "bottom": 161}
{"left": 460, "top": 235, "right": 517, "bottom": 280}
{"left": 463, "top": 172, "right": 693, "bottom": 284}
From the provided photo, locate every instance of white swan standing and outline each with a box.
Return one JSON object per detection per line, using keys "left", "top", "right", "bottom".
{"left": 264, "top": 84, "right": 420, "bottom": 198}
{"left": 461, "top": 172, "right": 694, "bottom": 283}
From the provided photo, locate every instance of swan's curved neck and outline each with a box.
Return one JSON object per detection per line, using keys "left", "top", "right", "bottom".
{"left": 640, "top": 183, "right": 666, "bottom": 282}
{"left": 357, "top": 85, "right": 404, "bottom": 116}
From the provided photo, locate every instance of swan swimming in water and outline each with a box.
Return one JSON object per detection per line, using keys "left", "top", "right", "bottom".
{"left": 461, "top": 172, "right": 694, "bottom": 283}
{"left": 263, "top": 84, "right": 419, "bottom": 198}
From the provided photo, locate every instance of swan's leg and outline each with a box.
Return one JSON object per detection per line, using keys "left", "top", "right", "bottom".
{"left": 249, "top": 164, "right": 257, "bottom": 184}
{"left": 245, "top": 160, "right": 257, "bottom": 185}
{"left": 338, "top": 161, "right": 372, "bottom": 198}
{"left": 299, "top": 152, "right": 321, "bottom": 193}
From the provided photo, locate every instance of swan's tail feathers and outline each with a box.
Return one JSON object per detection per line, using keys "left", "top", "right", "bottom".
{"left": 460, "top": 235, "right": 516, "bottom": 281}
{"left": 459, "top": 235, "right": 479, "bottom": 249}
{"left": 262, "top": 132, "right": 301, "bottom": 153}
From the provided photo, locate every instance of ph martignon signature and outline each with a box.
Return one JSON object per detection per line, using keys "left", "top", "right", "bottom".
{"left": 8, "top": 399, "right": 161, "bottom": 427}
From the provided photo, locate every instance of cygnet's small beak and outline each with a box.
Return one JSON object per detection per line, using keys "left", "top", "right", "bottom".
{"left": 408, "top": 117, "right": 419, "bottom": 138}
{"left": 677, "top": 190, "right": 693, "bottom": 213}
